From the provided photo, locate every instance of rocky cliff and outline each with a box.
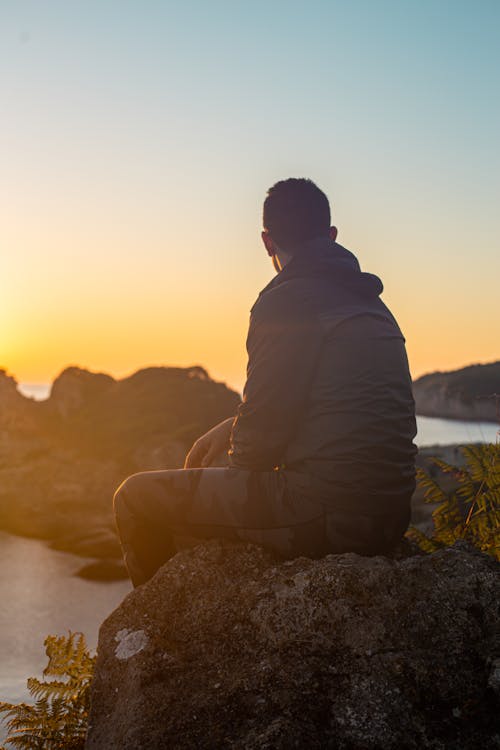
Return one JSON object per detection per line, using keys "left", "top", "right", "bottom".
{"left": 0, "top": 366, "right": 240, "bottom": 570}
{"left": 87, "top": 541, "right": 500, "bottom": 749}
{"left": 413, "top": 361, "right": 500, "bottom": 422}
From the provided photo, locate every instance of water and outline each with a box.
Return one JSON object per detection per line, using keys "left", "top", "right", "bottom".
{"left": 416, "top": 415, "right": 499, "bottom": 446}
{"left": 17, "top": 383, "right": 51, "bottom": 400}
{"left": 0, "top": 530, "right": 131, "bottom": 741}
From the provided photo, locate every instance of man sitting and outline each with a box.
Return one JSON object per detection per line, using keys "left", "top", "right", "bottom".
{"left": 114, "top": 178, "right": 417, "bottom": 587}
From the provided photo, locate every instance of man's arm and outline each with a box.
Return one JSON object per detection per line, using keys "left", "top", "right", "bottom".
{"left": 228, "top": 286, "right": 323, "bottom": 471}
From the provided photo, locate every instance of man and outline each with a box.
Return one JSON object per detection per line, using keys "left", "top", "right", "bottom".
{"left": 114, "top": 178, "right": 417, "bottom": 587}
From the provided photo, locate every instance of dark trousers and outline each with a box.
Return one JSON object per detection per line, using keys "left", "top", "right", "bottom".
{"left": 113, "top": 466, "right": 409, "bottom": 587}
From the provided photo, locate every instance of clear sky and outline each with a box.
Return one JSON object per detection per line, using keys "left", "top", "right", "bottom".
{"left": 1, "top": 0, "right": 499, "bottom": 392}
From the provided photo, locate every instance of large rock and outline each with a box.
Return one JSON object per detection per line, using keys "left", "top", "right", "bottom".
{"left": 0, "top": 365, "right": 240, "bottom": 558}
{"left": 0, "top": 369, "right": 47, "bottom": 466}
{"left": 0, "top": 453, "right": 121, "bottom": 543}
{"left": 50, "top": 366, "right": 115, "bottom": 418}
{"left": 87, "top": 541, "right": 500, "bottom": 749}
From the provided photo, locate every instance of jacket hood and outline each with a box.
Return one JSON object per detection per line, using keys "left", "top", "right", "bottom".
{"left": 264, "top": 237, "right": 384, "bottom": 298}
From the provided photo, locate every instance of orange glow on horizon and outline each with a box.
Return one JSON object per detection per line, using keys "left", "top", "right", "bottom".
{"left": 2, "top": 207, "right": 498, "bottom": 391}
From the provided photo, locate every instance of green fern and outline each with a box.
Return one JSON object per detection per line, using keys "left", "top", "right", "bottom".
{"left": 408, "top": 442, "right": 500, "bottom": 560}
{"left": 0, "top": 632, "right": 95, "bottom": 749}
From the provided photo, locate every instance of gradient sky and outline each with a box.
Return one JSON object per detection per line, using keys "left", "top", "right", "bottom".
{"left": 1, "top": 0, "right": 499, "bottom": 392}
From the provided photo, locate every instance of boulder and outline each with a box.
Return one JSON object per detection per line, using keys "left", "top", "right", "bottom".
{"left": 0, "top": 455, "right": 121, "bottom": 542}
{"left": 0, "top": 369, "right": 47, "bottom": 466}
{"left": 75, "top": 559, "right": 128, "bottom": 581}
{"left": 49, "top": 366, "right": 115, "bottom": 419}
{"left": 52, "top": 527, "right": 122, "bottom": 558}
{"left": 0, "top": 365, "right": 240, "bottom": 559}
{"left": 87, "top": 541, "right": 500, "bottom": 749}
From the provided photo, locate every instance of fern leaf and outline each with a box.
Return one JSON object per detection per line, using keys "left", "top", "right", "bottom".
{"left": 414, "top": 443, "right": 500, "bottom": 561}
{"left": 0, "top": 631, "right": 94, "bottom": 750}
{"left": 416, "top": 467, "right": 449, "bottom": 504}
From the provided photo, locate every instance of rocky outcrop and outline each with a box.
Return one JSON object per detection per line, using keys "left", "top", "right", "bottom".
{"left": 0, "top": 369, "right": 48, "bottom": 466}
{"left": 50, "top": 366, "right": 115, "bottom": 418}
{"left": 413, "top": 361, "right": 500, "bottom": 422}
{"left": 0, "top": 366, "right": 240, "bottom": 564}
{"left": 87, "top": 541, "right": 500, "bottom": 749}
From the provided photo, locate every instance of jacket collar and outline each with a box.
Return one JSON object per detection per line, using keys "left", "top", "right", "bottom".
{"left": 260, "top": 237, "right": 384, "bottom": 298}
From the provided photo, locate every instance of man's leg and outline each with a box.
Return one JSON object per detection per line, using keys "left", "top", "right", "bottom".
{"left": 113, "top": 466, "right": 327, "bottom": 586}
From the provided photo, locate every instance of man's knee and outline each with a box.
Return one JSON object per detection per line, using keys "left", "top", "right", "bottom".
{"left": 113, "top": 472, "right": 147, "bottom": 523}
{"left": 113, "top": 469, "right": 187, "bottom": 531}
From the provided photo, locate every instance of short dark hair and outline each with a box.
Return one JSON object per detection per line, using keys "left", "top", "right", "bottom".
{"left": 263, "top": 178, "right": 331, "bottom": 251}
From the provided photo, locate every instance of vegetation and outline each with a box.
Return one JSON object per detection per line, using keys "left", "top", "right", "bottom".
{"left": 0, "top": 633, "right": 95, "bottom": 750}
{"left": 408, "top": 442, "right": 500, "bottom": 561}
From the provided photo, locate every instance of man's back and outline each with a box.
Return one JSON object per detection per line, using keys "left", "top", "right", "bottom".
{"left": 230, "top": 238, "right": 417, "bottom": 518}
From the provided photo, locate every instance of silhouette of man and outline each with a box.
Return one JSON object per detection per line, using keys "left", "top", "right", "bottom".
{"left": 114, "top": 178, "right": 417, "bottom": 587}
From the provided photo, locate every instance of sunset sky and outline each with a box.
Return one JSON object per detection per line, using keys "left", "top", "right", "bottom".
{"left": 1, "top": 1, "right": 499, "bottom": 393}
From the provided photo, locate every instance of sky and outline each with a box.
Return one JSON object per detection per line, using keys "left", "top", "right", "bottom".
{"left": 1, "top": 0, "right": 499, "bottom": 393}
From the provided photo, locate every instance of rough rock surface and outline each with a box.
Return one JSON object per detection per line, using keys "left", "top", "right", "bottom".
{"left": 87, "top": 541, "right": 500, "bottom": 750}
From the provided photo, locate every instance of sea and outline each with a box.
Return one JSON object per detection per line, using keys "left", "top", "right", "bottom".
{"left": 0, "top": 383, "right": 497, "bottom": 741}
{"left": 0, "top": 531, "right": 131, "bottom": 743}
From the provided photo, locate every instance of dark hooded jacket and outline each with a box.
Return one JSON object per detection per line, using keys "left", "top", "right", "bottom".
{"left": 229, "top": 237, "right": 417, "bottom": 517}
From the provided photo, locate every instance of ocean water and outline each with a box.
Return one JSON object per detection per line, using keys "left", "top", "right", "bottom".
{"left": 17, "top": 383, "right": 52, "bottom": 400}
{"left": 416, "top": 415, "right": 499, "bottom": 446}
{"left": 0, "top": 531, "right": 131, "bottom": 742}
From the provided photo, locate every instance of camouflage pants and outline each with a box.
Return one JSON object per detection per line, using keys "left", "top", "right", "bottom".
{"left": 113, "top": 466, "right": 409, "bottom": 587}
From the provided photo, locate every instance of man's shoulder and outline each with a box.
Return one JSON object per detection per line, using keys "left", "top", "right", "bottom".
{"left": 250, "top": 276, "right": 317, "bottom": 321}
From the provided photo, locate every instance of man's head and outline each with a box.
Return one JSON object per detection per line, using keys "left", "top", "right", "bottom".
{"left": 262, "top": 178, "right": 337, "bottom": 267}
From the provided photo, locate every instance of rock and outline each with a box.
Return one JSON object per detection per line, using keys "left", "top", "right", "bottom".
{"left": 75, "top": 559, "right": 128, "bottom": 581}
{"left": 0, "top": 365, "right": 240, "bottom": 559}
{"left": 49, "top": 366, "right": 115, "bottom": 419}
{"left": 52, "top": 528, "right": 122, "bottom": 558}
{"left": 413, "top": 361, "right": 500, "bottom": 422}
{"left": 87, "top": 541, "right": 500, "bottom": 750}
{"left": 0, "top": 455, "right": 121, "bottom": 543}
{"left": 131, "top": 438, "right": 186, "bottom": 472}
{"left": 0, "top": 369, "right": 48, "bottom": 467}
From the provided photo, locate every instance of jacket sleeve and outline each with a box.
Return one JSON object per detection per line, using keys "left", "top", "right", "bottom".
{"left": 228, "top": 286, "right": 323, "bottom": 471}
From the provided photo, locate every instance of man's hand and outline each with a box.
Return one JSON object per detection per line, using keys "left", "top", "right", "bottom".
{"left": 184, "top": 417, "right": 235, "bottom": 469}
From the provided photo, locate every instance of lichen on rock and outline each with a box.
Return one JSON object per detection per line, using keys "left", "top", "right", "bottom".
{"left": 114, "top": 629, "right": 149, "bottom": 660}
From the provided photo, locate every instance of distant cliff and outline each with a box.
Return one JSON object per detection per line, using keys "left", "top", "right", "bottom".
{"left": 0, "top": 366, "right": 240, "bottom": 566}
{"left": 413, "top": 361, "right": 500, "bottom": 422}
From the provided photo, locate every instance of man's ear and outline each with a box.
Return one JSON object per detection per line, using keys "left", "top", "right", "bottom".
{"left": 261, "top": 230, "right": 275, "bottom": 257}
{"left": 329, "top": 226, "right": 338, "bottom": 242}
